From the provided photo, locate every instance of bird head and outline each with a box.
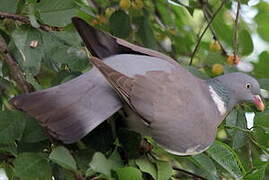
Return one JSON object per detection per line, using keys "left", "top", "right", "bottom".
{"left": 215, "top": 72, "right": 265, "bottom": 112}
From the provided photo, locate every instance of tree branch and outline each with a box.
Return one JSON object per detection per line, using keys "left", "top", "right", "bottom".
{"left": 189, "top": 0, "right": 226, "bottom": 65}
{"left": 233, "top": 0, "right": 241, "bottom": 57}
{"left": 0, "top": 35, "right": 32, "bottom": 93}
{"left": 0, "top": 11, "right": 63, "bottom": 32}
{"left": 198, "top": 0, "right": 228, "bottom": 56}
{"left": 172, "top": 165, "right": 208, "bottom": 180}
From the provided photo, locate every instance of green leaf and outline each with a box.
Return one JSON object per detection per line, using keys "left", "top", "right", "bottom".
{"left": 0, "top": 143, "right": 17, "bottom": 156}
{"left": 13, "top": 153, "right": 52, "bottom": 180}
{"left": 36, "top": 0, "right": 77, "bottom": 27}
{"left": 255, "top": 2, "right": 269, "bottom": 42}
{"left": 239, "top": 29, "right": 253, "bottom": 56}
{"left": 192, "top": 153, "right": 219, "bottom": 180}
{"left": 11, "top": 25, "right": 43, "bottom": 75}
{"left": 109, "top": 10, "right": 131, "bottom": 38}
{"left": 74, "top": 148, "right": 95, "bottom": 172}
{"left": 89, "top": 152, "right": 123, "bottom": 178}
{"left": 204, "top": 52, "right": 226, "bottom": 65}
{"left": 0, "top": 0, "right": 17, "bottom": 13}
{"left": 225, "top": 109, "right": 238, "bottom": 136}
{"left": 253, "top": 51, "right": 269, "bottom": 78}
{"left": 21, "top": 116, "right": 47, "bottom": 143}
{"left": 49, "top": 146, "right": 77, "bottom": 171}
{"left": 136, "top": 16, "right": 157, "bottom": 49}
{"left": 156, "top": 161, "right": 173, "bottom": 180}
{"left": 226, "top": 109, "right": 248, "bottom": 149}
{"left": 135, "top": 158, "right": 157, "bottom": 179}
{"left": 232, "top": 110, "right": 247, "bottom": 149}
{"left": 27, "top": 3, "right": 40, "bottom": 28}
{"left": 117, "top": 128, "right": 142, "bottom": 158}
{"left": 212, "top": 9, "right": 233, "bottom": 47}
{"left": 84, "top": 123, "right": 114, "bottom": 153}
{"left": 244, "top": 165, "right": 267, "bottom": 180}
{"left": 259, "top": 79, "right": 269, "bottom": 90}
{"left": 116, "top": 167, "right": 143, "bottom": 180}
{"left": 206, "top": 141, "right": 245, "bottom": 178}
{"left": 156, "top": 1, "right": 174, "bottom": 26}
{"left": 0, "top": 111, "right": 26, "bottom": 144}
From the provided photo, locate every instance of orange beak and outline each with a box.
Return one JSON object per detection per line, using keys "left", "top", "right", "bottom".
{"left": 253, "top": 95, "right": 265, "bottom": 112}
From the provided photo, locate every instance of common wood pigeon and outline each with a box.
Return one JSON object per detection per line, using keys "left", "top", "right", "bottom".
{"left": 10, "top": 17, "right": 265, "bottom": 155}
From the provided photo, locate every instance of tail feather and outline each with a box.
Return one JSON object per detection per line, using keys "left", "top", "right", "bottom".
{"left": 72, "top": 17, "right": 176, "bottom": 65}
{"left": 10, "top": 69, "right": 122, "bottom": 143}
{"left": 72, "top": 17, "right": 132, "bottom": 58}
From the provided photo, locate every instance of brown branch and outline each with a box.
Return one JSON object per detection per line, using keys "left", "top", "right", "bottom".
{"left": 189, "top": 0, "right": 226, "bottom": 65}
{"left": 233, "top": 0, "right": 241, "bottom": 57}
{"left": 172, "top": 166, "right": 208, "bottom": 180}
{"left": 198, "top": 0, "right": 228, "bottom": 56}
{"left": 0, "top": 35, "right": 32, "bottom": 93}
{"left": 0, "top": 11, "right": 63, "bottom": 32}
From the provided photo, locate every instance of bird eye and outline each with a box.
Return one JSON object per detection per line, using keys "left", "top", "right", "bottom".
{"left": 245, "top": 83, "right": 252, "bottom": 89}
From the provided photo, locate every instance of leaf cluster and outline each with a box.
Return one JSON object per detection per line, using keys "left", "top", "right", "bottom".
{"left": 0, "top": 0, "right": 269, "bottom": 179}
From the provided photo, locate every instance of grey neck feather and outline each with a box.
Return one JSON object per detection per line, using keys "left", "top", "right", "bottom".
{"left": 206, "top": 78, "right": 238, "bottom": 113}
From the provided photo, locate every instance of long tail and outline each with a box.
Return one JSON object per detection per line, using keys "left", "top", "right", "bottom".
{"left": 10, "top": 69, "right": 122, "bottom": 143}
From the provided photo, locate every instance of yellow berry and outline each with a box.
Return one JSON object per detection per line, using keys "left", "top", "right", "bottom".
{"left": 226, "top": 55, "right": 240, "bottom": 65}
{"left": 105, "top": 7, "right": 116, "bottom": 17}
{"left": 132, "top": 0, "right": 144, "bottom": 9}
{"left": 212, "top": 64, "right": 224, "bottom": 75}
{"left": 210, "top": 41, "right": 221, "bottom": 51}
{"left": 217, "top": 129, "right": 227, "bottom": 140}
{"left": 120, "top": 0, "right": 131, "bottom": 10}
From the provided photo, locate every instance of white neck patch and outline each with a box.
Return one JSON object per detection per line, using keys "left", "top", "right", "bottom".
{"left": 208, "top": 86, "right": 227, "bottom": 116}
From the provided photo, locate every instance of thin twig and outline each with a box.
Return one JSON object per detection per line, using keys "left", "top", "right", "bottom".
{"left": 0, "top": 35, "right": 32, "bottom": 93}
{"left": 0, "top": 11, "right": 62, "bottom": 32}
{"left": 198, "top": 0, "right": 228, "bottom": 56}
{"left": 247, "top": 140, "right": 253, "bottom": 169}
{"left": 172, "top": 166, "right": 208, "bottom": 180}
{"left": 233, "top": 0, "right": 241, "bottom": 57}
{"left": 189, "top": 0, "right": 226, "bottom": 65}
{"left": 248, "top": 135, "right": 269, "bottom": 155}
{"left": 88, "top": 0, "right": 103, "bottom": 13}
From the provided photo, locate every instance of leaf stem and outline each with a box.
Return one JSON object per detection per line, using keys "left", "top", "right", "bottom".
{"left": 233, "top": 0, "right": 241, "bottom": 57}
{"left": 198, "top": 0, "right": 228, "bottom": 56}
{"left": 189, "top": 0, "right": 226, "bottom": 65}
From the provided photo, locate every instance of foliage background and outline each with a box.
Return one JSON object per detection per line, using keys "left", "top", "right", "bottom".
{"left": 0, "top": 0, "right": 269, "bottom": 179}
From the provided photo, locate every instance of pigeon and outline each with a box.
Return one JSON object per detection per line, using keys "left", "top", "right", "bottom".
{"left": 10, "top": 17, "right": 265, "bottom": 155}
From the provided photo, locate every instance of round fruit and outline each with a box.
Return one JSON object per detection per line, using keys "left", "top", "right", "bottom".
{"left": 210, "top": 41, "right": 221, "bottom": 51}
{"left": 120, "top": 0, "right": 131, "bottom": 10}
{"left": 132, "top": 0, "right": 144, "bottom": 9}
{"left": 212, "top": 64, "right": 224, "bottom": 75}
{"left": 226, "top": 55, "right": 240, "bottom": 65}
{"left": 105, "top": 7, "right": 116, "bottom": 17}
